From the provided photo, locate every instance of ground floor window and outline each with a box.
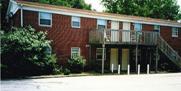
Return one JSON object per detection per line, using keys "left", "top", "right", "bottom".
{"left": 96, "top": 48, "right": 106, "bottom": 61}
{"left": 71, "top": 47, "right": 80, "bottom": 57}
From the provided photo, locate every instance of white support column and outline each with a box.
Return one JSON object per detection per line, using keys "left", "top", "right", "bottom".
{"left": 111, "top": 64, "right": 114, "bottom": 73}
{"left": 138, "top": 64, "right": 140, "bottom": 75}
{"left": 147, "top": 64, "right": 150, "bottom": 74}
{"left": 20, "top": 5, "right": 23, "bottom": 27}
{"left": 118, "top": 65, "right": 120, "bottom": 74}
{"left": 127, "top": 64, "right": 130, "bottom": 75}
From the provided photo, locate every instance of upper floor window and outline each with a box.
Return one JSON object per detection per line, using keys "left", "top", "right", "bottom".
{"left": 97, "top": 19, "right": 107, "bottom": 29}
{"left": 172, "top": 27, "right": 178, "bottom": 37}
{"left": 154, "top": 25, "right": 160, "bottom": 32}
{"left": 134, "top": 23, "right": 142, "bottom": 31}
{"left": 39, "top": 12, "right": 52, "bottom": 27}
{"left": 71, "top": 47, "right": 80, "bottom": 57}
{"left": 72, "top": 16, "right": 80, "bottom": 28}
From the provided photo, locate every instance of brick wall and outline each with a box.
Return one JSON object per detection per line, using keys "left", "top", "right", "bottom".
{"left": 13, "top": 10, "right": 181, "bottom": 64}
{"left": 22, "top": 10, "right": 97, "bottom": 64}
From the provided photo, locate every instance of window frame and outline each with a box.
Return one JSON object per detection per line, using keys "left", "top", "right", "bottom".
{"left": 172, "top": 27, "right": 179, "bottom": 37}
{"left": 154, "top": 25, "right": 160, "bottom": 33}
{"left": 96, "top": 48, "right": 106, "bottom": 61}
{"left": 71, "top": 16, "right": 81, "bottom": 28}
{"left": 97, "top": 19, "right": 107, "bottom": 30}
{"left": 71, "top": 47, "right": 80, "bottom": 57}
{"left": 39, "top": 12, "right": 52, "bottom": 27}
{"left": 134, "top": 23, "right": 142, "bottom": 31}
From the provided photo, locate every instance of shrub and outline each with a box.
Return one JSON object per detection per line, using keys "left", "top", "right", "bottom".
{"left": 1, "top": 26, "right": 58, "bottom": 78}
{"left": 64, "top": 68, "right": 70, "bottom": 75}
{"left": 67, "top": 56, "right": 85, "bottom": 73}
{"left": 53, "top": 65, "right": 63, "bottom": 75}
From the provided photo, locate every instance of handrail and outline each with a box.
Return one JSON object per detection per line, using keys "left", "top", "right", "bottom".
{"left": 89, "top": 29, "right": 157, "bottom": 45}
{"left": 157, "top": 34, "right": 181, "bottom": 67}
{"left": 89, "top": 29, "right": 181, "bottom": 68}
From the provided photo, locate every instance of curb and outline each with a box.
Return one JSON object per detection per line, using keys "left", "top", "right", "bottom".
{"left": 25, "top": 74, "right": 99, "bottom": 79}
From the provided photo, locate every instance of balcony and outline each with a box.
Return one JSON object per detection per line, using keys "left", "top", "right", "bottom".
{"left": 89, "top": 29, "right": 158, "bottom": 46}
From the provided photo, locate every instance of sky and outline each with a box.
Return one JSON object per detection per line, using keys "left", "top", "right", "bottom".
{"left": 85, "top": 0, "right": 181, "bottom": 12}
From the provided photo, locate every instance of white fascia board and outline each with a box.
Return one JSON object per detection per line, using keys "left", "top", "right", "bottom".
{"left": 22, "top": 6, "right": 181, "bottom": 28}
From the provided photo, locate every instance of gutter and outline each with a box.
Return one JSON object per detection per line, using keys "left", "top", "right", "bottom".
{"left": 6, "top": 0, "right": 20, "bottom": 21}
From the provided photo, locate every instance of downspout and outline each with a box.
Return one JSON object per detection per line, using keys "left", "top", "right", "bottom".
{"left": 20, "top": 4, "right": 23, "bottom": 27}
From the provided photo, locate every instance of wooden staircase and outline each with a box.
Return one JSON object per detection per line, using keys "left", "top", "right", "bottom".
{"left": 157, "top": 34, "right": 181, "bottom": 69}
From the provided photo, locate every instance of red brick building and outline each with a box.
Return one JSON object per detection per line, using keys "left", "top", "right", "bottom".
{"left": 6, "top": 0, "right": 181, "bottom": 72}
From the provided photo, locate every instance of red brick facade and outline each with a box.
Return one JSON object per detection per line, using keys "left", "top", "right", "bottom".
{"left": 13, "top": 10, "right": 181, "bottom": 64}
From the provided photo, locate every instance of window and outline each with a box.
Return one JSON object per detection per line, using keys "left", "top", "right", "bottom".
{"left": 71, "top": 47, "right": 80, "bottom": 57}
{"left": 134, "top": 23, "right": 142, "bottom": 31}
{"left": 96, "top": 48, "right": 106, "bottom": 61}
{"left": 154, "top": 25, "right": 160, "bottom": 32}
{"left": 172, "top": 27, "right": 178, "bottom": 37}
{"left": 97, "top": 19, "right": 107, "bottom": 29}
{"left": 39, "top": 12, "right": 52, "bottom": 26}
{"left": 72, "top": 16, "right": 80, "bottom": 28}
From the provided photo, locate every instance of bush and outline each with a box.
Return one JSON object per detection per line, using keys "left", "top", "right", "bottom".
{"left": 1, "top": 26, "right": 58, "bottom": 78}
{"left": 67, "top": 56, "right": 85, "bottom": 73}
{"left": 53, "top": 65, "right": 63, "bottom": 75}
{"left": 64, "top": 68, "right": 70, "bottom": 75}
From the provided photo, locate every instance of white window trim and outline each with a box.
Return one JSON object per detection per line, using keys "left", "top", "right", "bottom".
{"left": 71, "top": 47, "right": 80, "bottom": 57}
{"left": 172, "top": 27, "right": 178, "bottom": 37}
{"left": 71, "top": 16, "right": 81, "bottom": 28}
{"left": 154, "top": 25, "right": 160, "bottom": 33}
{"left": 96, "top": 48, "right": 106, "bottom": 61}
{"left": 38, "top": 12, "right": 52, "bottom": 27}
{"left": 97, "top": 19, "right": 107, "bottom": 29}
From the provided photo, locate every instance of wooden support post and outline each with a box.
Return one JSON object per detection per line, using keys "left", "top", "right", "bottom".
{"left": 136, "top": 45, "right": 138, "bottom": 72}
{"left": 102, "top": 44, "right": 105, "bottom": 74}
{"left": 149, "top": 49, "right": 152, "bottom": 73}
{"left": 155, "top": 47, "right": 159, "bottom": 73}
{"left": 89, "top": 45, "right": 91, "bottom": 63}
{"left": 102, "top": 29, "right": 105, "bottom": 74}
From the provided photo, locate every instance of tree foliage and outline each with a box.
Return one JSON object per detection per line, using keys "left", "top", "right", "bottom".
{"left": 33, "top": 0, "right": 91, "bottom": 10}
{"left": 1, "top": 26, "right": 57, "bottom": 78}
{"left": 102, "top": 0, "right": 181, "bottom": 20}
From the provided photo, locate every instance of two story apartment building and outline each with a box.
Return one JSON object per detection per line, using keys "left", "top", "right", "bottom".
{"left": 6, "top": 0, "right": 181, "bottom": 72}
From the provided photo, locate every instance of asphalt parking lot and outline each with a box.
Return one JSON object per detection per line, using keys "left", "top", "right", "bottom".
{"left": 1, "top": 73, "right": 181, "bottom": 91}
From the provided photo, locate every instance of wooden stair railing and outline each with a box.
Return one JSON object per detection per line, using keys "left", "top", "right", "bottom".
{"left": 157, "top": 34, "right": 181, "bottom": 68}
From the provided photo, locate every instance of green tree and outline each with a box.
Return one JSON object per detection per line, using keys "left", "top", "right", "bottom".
{"left": 38, "top": 0, "right": 91, "bottom": 10}
{"left": 1, "top": 26, "right": 57, "bottom": 78}
{"left": 102, "top": 0, "right": 181, "bottom": 20}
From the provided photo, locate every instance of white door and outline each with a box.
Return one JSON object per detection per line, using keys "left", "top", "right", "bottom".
{"left": 122, "top": 22, "right": 131, "bottom": 42}
{"left": 110, "top": 48, "right": 118, "bottom": 70}
{"left": 122, "top": 49, "right": 129, "bottom": 70}
{"left": 111, "top": 21, "right": 119, "bottom": 42}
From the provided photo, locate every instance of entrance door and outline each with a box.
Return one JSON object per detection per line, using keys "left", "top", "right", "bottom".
{"left": 122, "top": 22, "right": 131, "bottom": 42}
{"left": 111, "top": 21, "right": 119, "bottom": 42}
{"left": 122, "top": 49, "right": 129, "bottom": 70}
{"left": 110, "top": 48, "right": 118, "bottom": 70}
